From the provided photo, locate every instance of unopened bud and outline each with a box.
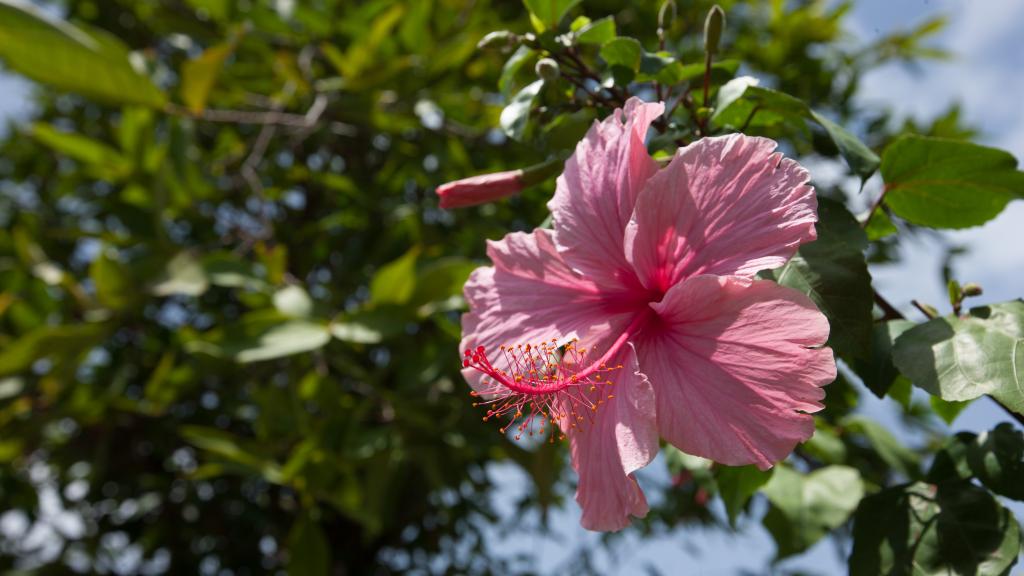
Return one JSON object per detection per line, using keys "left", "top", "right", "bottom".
{"left": 436, "top": 170, "right": 524, "bottom": 209}
{"left": 436, "top": 156, "right": 564, "bottom": 209}
{"left": 962, "top": 283, "right": 983, "bottom": 297}
{"left": 704, "top": 5, "right": 725, "bottom": 55}
{"left": 477, "top": 31, "right": 517, "bottom": 51}
{"left": 535, "top": 58, "right": 560, "bottom": 81}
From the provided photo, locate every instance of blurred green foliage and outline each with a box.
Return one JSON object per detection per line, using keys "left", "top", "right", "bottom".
{"left": 0, "top": 0, "right": 1021, "bottom": 574}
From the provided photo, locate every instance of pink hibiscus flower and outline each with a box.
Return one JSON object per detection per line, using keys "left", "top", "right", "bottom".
{"left": 460, "top": 98, "right": 836, "bottom": 531}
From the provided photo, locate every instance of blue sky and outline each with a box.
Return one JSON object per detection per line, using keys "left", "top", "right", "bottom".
{"left": 1, "top": 1, "right": 1022, "bottom": 574}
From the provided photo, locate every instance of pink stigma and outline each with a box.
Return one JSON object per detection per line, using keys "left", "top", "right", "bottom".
{"left": 463, "top": 340, "right": 622, "bottom": 442}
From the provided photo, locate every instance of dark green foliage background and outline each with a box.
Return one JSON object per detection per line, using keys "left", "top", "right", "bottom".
{"left": 0, "top": 0, "right": 1022, "bottom": 574}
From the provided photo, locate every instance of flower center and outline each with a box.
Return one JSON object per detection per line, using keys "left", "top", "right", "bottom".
{"left": 462, "top": 311, "right": 653, "bottom": 441}
{"left": 463, "top": 341, "right": 621, "bottom": 442}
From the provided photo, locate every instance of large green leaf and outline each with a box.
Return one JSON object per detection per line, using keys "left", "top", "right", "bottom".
{"left": 881, "top": 135, "right": 1024, "bottom": 229}
{"left": 713, "top": 79, "right": 880, "bottom": 179}
{"left": 850, "top": 481, "right": 1021, "bottom": 575}
{"left": 893, "top": 300, "right": 1024, "bottom": 415}
{"left": 774, "top": 198, "right": 873, "bottom": 358}
{"left": 761, "top": 465, "right": 864, "bottom": 558}
{"left": 0, "top": 0, "right": 165, "bottom": 107}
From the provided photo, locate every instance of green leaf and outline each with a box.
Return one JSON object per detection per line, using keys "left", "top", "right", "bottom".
{"left": 803, "top": 424, "right": 847, "bottom": 463}
{"left": 369, "top": 248, "right": 420, "bottom": 306}
{"left": 30, "top": 123, "right": 132, "bottom": 181}
{"left": 599, "top": 37, "right": 642, "bottom": 71}
{"left": 287, "top": 515, "right": 330, "bottom": 576}
{"left": 713, "top": 79, "right": 879, "bottom": 179}
{"left": 409, "top": 257, "right": 476, "bottom": 308}
{"left": 672, "top": 59, "right": 739, "bottom": 86}
{"left": 863, "top": 208, "right": 897, "bottom": 240}
{"left": 576, "top": 16, "right": 615, "bottom": 45}
{"left": 969, "top": 424, "right": 1024, "bottom": 500}
{"left": 842, "top": 415, "right": 921, "bottom": 478}
{"left": 521, "top": 0, "right": 580, "bottom": 31}
{"left": 774, "top": 198, "right": 873, "bottom": 358}
{"left": 929, "top": 424, "right": 1024, "bottom": 500}
{"left": 233, "top": 321, "right": 330, "bottom": 364}
{"left": 715, "top": 465, "right": 772, "bottom": 527}
{"left": 90, "top": 249, "right": 135, "bottom": 311}
{"left": 853, "top": 319, "right": 915, "bottom": 398}
{"left": 881, "top": 135, "right": 1024, "bottom": 229}
{"left": 181, "top": 40, "right": 235, "bottom": 113}
{"left": 930, "top": 396, "right": 971, "bottom": 425}
{"left": 499, "top": 45, "right": 536, "bottom": 96}
{"left": 190, "top": 313, "right": 331, "bottom": 364}
{"left": 893, "top": 300, "right": 1024, "bottom": 416}
{"left": 0, "top": 0, "right": 165, "bottom": 107}
{"left": 179, "top": 425, "right": 282, "bottom": 483}
{"left": 809, "top": 111, "right": 881, "bottom": 180}
{"left": 273, "top": 285, "right": 314, "bottom": 318}
{"left": 850, "top": 481, "right": 1021, "bottom": 576}
{"left": 761, "top": 465, "right": 864, "bottom": 558}
{"left": 151, "top": 251, "right": 269, "bottom": 297}
{"left": 201, "top": 252, "right": 268, "bottom": 291}
{"left": 0, "top": 324, "right": 108, "bottom": 377}
{"left": 151, "top": 252, "right": 209, "bottom": 297}
{"left": 500, "top": 79, "right": 544, "bottom": 141}
{"left": 637, "top": 51, "right": 686, "bottom": 85}
{"left": 330, "top": 306, "right": 410, "bottom": 344}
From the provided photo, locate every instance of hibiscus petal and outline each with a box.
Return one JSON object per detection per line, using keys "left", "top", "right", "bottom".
{"left": 549, "top": 98, "right": 664, "bottom": 289}
{"left": 641, "top": 275, "right": 835, "bottom": 469}
{"left": 560, "top": 344, "right": 658, "bottom": 531}
{"left": 624, "top": 134, "right": 817, "bottom": 291}
{"left": 460, "top": 229, "right": 630, "bottom": 390}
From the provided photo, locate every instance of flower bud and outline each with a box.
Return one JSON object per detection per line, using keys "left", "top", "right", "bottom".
{"left": 436, "top": 157, "right": 564, "bottom": 209}
{"left": 535, "top": 58, "right": 560, "bottom": 81}
{"left": 477, "top": 31, "right": 517, "bottom": 51}
{"left": 704, "top": 5, "right": 725, "bottom": 55}
{"left": 436, "top": 170, "right": 524, "bottom": 209}
{"left": 962, "top": 283, "right": 983, "bottom": 297}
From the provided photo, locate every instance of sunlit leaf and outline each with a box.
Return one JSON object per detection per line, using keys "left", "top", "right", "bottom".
{"left": 893, "top": 300, "right": 1024, "bottom": 416}
{"left": 881, "top": 135, "right": 1024, "bottom": 228}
